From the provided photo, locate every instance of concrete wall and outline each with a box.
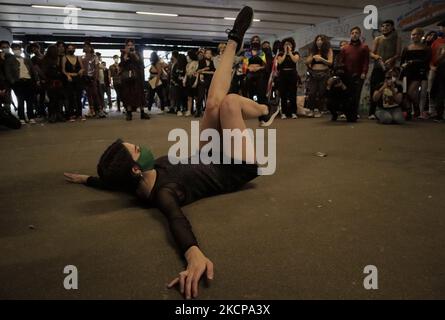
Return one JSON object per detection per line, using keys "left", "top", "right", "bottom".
{"left": 0, "top": 27, "right": 13, "bottom": 43}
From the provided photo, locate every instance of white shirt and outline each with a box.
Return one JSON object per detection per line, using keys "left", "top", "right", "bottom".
{"left": 17, "top": 57, "right": 31, "bottom": 80}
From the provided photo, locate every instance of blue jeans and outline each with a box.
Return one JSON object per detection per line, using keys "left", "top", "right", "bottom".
{"left": 376, "top": 107, "right": 405, "bottom": 124}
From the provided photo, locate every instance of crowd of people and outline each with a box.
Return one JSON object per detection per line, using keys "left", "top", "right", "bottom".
{"left": 1, "top": 19, "right": 444, "bottom": 129}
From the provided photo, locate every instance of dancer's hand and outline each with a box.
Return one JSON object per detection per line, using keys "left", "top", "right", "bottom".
{"left": 167, "top": 246, "right": 214, "bottom": 299}
{"left": 64, "top": 173, "right": 89, "bottom": 184}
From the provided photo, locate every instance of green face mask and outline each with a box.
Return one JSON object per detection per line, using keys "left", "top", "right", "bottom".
{"left": 136, "top": 146, "right": 155, "bottom": 172}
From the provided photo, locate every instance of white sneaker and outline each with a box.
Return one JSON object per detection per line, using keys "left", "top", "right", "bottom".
{"left": 307, "top": 111, "right": 314, "bottom": 118}
{"left": 185, "top": 111, "right": 192, "bottom": 117}
{"left": 177, "top": 111, "right": 183, "bottom": 117}
{"left": 281, "top": 114, "right": 287, "bottom": 120}
{"left": 340, "top": 114, "right": 346, "bottom": 120}
{"left": 368, "top": 115, "right": 376, "bottom": 120}
{"left": 29, "top": 119, "right": 37, "bottom": 124}
{"left": 291, "top": 113, "right": 298, "bottom": 119}
{"left": 314, "top": 109, "right": 322, "bottom": 118}
{"left": 20, "top": 120, "right": 26, "bottom": 125}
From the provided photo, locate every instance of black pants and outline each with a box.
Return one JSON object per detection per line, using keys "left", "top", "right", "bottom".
{"left": 278, "top": 70, "right": 298, "bottom": 116}
{"left": 197, "top": 77, "right": 212, "bottom": 115}
{"left": 147, "top": 85, "right": 166, "bottom": 111}
{"left": 369, "top": 67, "right": 385, "bottom": 116}
{"left": 327, "top": 89, "right": 351, "bottom": 121}
{"left": 246, "top": 71, "right": 267, "bottom": 104}
{"left": 47, "top": 86, "right": 65, "bottom": 118}
{"left": 114, "top": 83, "right": 122, "bottom": 110}
{"left": 12, "top": 79, "right": 35, "bottom": 120}
{"left": 66, "top": 78, "right": 83, "bottom": 117}
{"left": 345, "top": 75, "right": 364, "bottom": 121}
{"left": 34, "top": 86, "right": 46, "bottom": 117}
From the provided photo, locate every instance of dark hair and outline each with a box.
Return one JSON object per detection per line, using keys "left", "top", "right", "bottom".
{"left": 351, "top": 26, "right": 362, "bottom": 34}
{"left": 95, "top": 52, "right": 101, "bottom": 57}
{"left": 150, "top": 51, "right": 159, "bottom": 65}
{"left": 187, "top": 49, "right": 198, "bottom": 61}
{"left": 42, "top": 45, "right": 59, "bottom": 68}
{"left": 26, "top": 42, "right": 40, "bottom": 55}
{"left": 280, "top": 37, "right": 296, "bottom": 52}
{"left": 251, "top": 35, "right": 261, "bottom": 43}
{"left": 56, "top": 40, "right": 66, "bottom": 48}
{"left": 171, "top": 50, "right": 179, "bottom": 60}
{"left": 310, "top": 35, "right": 331, "bottom": 58}
{"left": 125, "top": 39, "right": 135, "bottom": 45}
{"left": 97, "top": 139, "right": 141, "bottom": 192}
{"left": 113, "top": 54, "right": 119, "bottom": 59}
{"left": 83, "top": 41, "right": 94, "bottom": 54}
{"left": 204, "top": 48, "right": 212, "bottom": 54}
{"left": 177, "top": 53, "right": 187, "bottom": 69}
{"left": 272, "top": 40, "right": 281, "bottom": 54}
{"left": 382, "top": 20, "right": 395, "bottom": 27}
{"left": 11, "top": 43, "right": 21, "bottom": 50}
{"left": 0, "top": 40, "right": 10, "bottom": 47}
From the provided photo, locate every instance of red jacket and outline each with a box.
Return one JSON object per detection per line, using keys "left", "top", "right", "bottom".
{"left": 340, "top": 40, "right": 370, "bottom": 77}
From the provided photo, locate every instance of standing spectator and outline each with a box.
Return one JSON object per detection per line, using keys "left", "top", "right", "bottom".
{"left": 0, "top": 41, "right": 12, "bottom": 112}
{"left": 62, "top": 44, "right": 85, "bottom": 121}
{"left": 100, "top": 61, "right": 112, "bottom": 110}
{"left": 244, "top": 35, "right": 268, "bottom": 112}
{"left": 400, "top": 28, "right": 431, "bottom": 120}
{"left": 119, "top": 39, "right": 149, "bottom": 121}
{"left": 27, "top": 43, "right": 47, "bottom": 118}
{"left": 183, "top": 50, "right": 199, "bottom": 117}
{"left": 170, "top": 52, "right": 187, "bottom": 116}
{"left": 196, "top": 48, "right": 215, "bottom": 117}
{"left": 109, "top": 55, "right": 122, "bottom": 112}
{"left": 147, "top": 52, "right": 167, "bottom": 112}
{"left": 277, "top": 37, "right": 300, "bottom": 119}
{"left": 339, "top": 26, "right": 370, "bottom": 122}
{"left": 42, "top": 45, "right": 66, "bottom": 123}
{"left": 305, "top": 35, "right": 333, "bottom": 118}
{"left": 430, "top": 20, "right": 445, "bottom": 122}
{"left": 369, "top": 20, "right": 401, "bottom": 120}
{"left": 82, "top": 41, "right": 105, "bottom": 118}
{"left": 4, "top": 43, "right": 37, "bottom": 124}
{"left": 213, "top": 42, "right": 226, "bottom": 70}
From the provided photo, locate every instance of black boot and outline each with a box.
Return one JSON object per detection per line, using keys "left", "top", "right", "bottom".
{"left": 126, "top": 111, "right": 132, "bottom": 121}
{"left": 226, "top": 6, "right": 254, "bottom": 53}
{"left": 140, "top": 112, "right": 150, "bottom": 120}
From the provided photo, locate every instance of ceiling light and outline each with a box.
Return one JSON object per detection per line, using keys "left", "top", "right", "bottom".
{"left": 224, "top": 17, "right": 260, "bottom": 22}
{"left": 32, "top": 5, "right": 82, "bottom": 10}
{"left": 136, "top": 11, "right": 178, "bottom": 17}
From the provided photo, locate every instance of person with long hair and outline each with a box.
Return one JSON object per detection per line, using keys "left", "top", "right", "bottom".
{"left": 183, "top": 50, "right": 199, "bottom": 117}
{"left": 400, "top": 28, "right": 431, "bottom": 120}
{"left": 42, "top": 45, "right": 65, "bottom": 123}
{"left": 147, "top": 51, "right": 167, "bottom": 112}
{"left": 277, "top": 37, "right": 300, "bottom": 119}
{"left": 305, "top": 35, "right": 333, "bottom": 118}
{"left": 119, "top": 39, "right": 150, "bottom": 121}
{"left": 62, "top": 44, "right": 85, "bottom": 121}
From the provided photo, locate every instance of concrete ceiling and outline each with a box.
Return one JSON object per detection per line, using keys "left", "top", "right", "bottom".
{"left": 0, "top": 0, "right": 402, "bottom": 42}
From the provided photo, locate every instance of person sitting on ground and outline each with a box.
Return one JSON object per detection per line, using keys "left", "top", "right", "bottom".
{"left": 63, "top": 6, "right": 279, "bottom": 300}
{"left": 326, "top": 68, "right": 349, "bottom": 122}
{"left": 372, "top": 69, "right": 404, "bottom": 125}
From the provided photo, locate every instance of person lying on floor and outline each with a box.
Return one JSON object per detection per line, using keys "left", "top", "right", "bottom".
{"left": 63, "top": 6, "right": 279, "bottom": 300}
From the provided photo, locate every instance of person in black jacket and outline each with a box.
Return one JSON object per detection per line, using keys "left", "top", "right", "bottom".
{"left": 4, "top": 43, "right": 38, "bottom": 123}
{"left": 64, "top": 6, "right": 279, "bottom": 300}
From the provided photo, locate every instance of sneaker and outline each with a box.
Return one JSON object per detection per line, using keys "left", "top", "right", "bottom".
{"left": 29, "top": 119, "right": 37, "bottom": 124}
{"left": 339, "top": 114, "right": 346, "bottom": 120}
{"left": 177, "top": 111, "right": 184, "bottom": 117}
{"left": 226, "top": 6, "right": 254, "bottom": 53}
{"left": 418, "top": 112, "right": 429, "bottom": 120}
{"left": 368, "top": 114, "right": 377, "bottom": 120}
{"left": 307, "top": 110, "right": 314, "bottom": 118}
{"left": 185, "top": 111, "right": 192, "bottom": 117}
{"left": 291, "top": 113, "right": 298, "bottom": 119}
{"left": 20, "top": 119, "right": 26, "bottom": 125}
{"left": 69, "top": 116, "right": 76, "bottom": 122}
{"left": 261, "top": 101, "right": 280, "bottom": 127}
{"left": 281, "top": 114, "right": 287, "bottom": 120}
{"left": 140, "top": 112, "right": 150, "bottom": 120}
{"left": 314, "top": 109, "right": 322, "bottom": 118}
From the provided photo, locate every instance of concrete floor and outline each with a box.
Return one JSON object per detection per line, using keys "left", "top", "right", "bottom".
{"left": 0, "top": 112, "right": 444, "bottom": 300}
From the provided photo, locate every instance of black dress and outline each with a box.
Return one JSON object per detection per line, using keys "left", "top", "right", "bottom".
{"left": 400, "top": 47, "right": 431, "bottom": 82}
